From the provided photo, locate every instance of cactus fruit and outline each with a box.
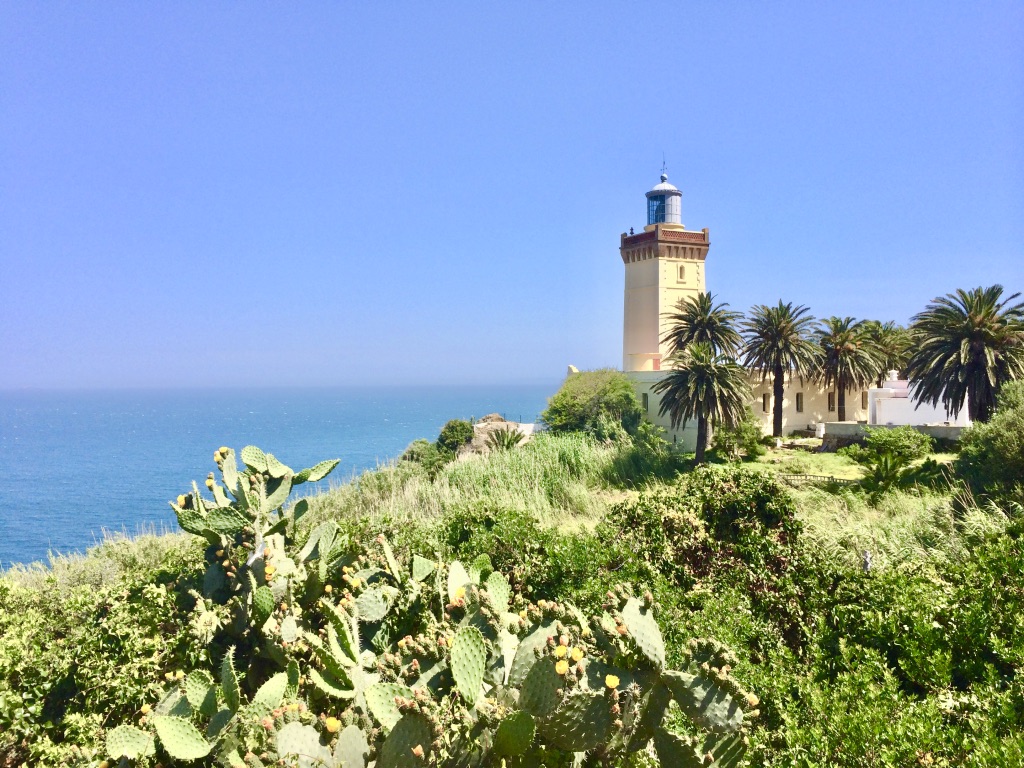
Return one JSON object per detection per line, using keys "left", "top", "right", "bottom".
{"left": 493, "top": 710, "right": 536, "bottom": 757}
{"left": 151, "top": 715, "right": 212, "bottom": 760}
{"left": 106, "top": 724, "right": 155, "bottom": 759}
{"left": 450, "top": 626, "right": 486, "bottom": 706}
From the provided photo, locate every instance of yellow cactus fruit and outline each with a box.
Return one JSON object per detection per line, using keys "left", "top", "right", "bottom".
{"left": 553, "top": 645, "right": 567, "bottom": 659}
{"left": 214, "top": 450, "right": 222, "bottom": 462}
{"left": 454, "top": 586, "right": 466, "bottom": 600}
{"left": 175, "top": 494, "right": 187, "bottom": 507}
{"left": 605, "top": 674, "right": 620, "bottom": 689}
{"left": 140, "top": 704, "right": 151, "bottom": 714}
{"left": 174, "top": 670, "right": 184, "bottom": 680}
{"left": 218, "top": 446, "right": 230, "bottom": 456}
{"left": 324, "top": 716, "right": 341, "bottom": 733}
{"left": 280, "top": 602, "right": 288, "bottom": 612}
{"left": 555, "top": 660, "right": 570, "bottom": 675}
{"left": 571, "top": 647, "right": 585, "bottom": 662}
{"left": 518, "top": 609, "right": 528, "bottom": 619}
{"left": 746, "top": 693, "right": 760, "bottom": 707}
{"left": 205, "top": 478, "right": 215, "bottom": 489}
{"left": 265, "top": 565, "right": 276, "bottom": 576}
{"left": 350, "top": 577, "right": 362, "bottom": 589}
{"left": 324, "top": 584, "right": 333, "bottom": 593}
{"left": 215, "top": 549, "right": 224, "bottom": 557}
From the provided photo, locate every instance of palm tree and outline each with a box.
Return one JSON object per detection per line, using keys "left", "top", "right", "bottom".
{"left": 816, "top": 317, "right": 880, "bottom": 422}
{"left": 905, "top": 285, "right": 1024, "bottom": 423}
{"left": 662, "top": 292, "right": 742, "bottom": 357}
{"left": 740, "top": 301, "right": 819, "bottom": 437}
{"left": 652, "top": 342, "right": 750, "bottom": 463}
{"left": 863, "top": 320, "right": 912, "bottom": 386}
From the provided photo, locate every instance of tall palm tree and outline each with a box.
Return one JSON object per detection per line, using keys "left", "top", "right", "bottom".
{"left": 816, "top": 317, "right": 880, "bottom": 422}
{"left": 740, "top": 301, "right": 819, "bottom": 437}
{"left": 652, "top": 342, "right": 750, "bottom": 463}
{"left": 662, "top": 292, "right": 743, "bottom": 357}
{"left": 905, "top": 285, "right": 1024, "bottom": 423}
{"left": 863, "top": 320, "right": 912, "bottom": 386}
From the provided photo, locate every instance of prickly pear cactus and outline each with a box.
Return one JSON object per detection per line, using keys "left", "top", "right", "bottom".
{"left": 107, "top": 446, "right": 758, "bottom": 767}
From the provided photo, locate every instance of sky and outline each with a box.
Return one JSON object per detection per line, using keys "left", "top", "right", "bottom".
{"left": 1, "top": 2, "right": 1022, "bottom": 389}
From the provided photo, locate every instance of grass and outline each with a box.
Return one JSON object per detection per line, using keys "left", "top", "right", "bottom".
{"left": 304, "top": 432, "right": 623, "bottom": 532}
{"left": 756, "top": 443, "right": 865, "bottom": 480}
{"left": 790, "top": 484, "right": 1009, "bottom": 569}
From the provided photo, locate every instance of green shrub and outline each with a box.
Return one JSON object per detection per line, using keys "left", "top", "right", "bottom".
{"left": 839, "top": 425, "right": 934, "bottom": 465}
{"left": 400, "top": 438, "right": 448, "bottom": 479}
{"left": 955, "top": 381, "right": 1024, "bottom": 506}
{"left": 436, "top": 418, "right": 474, "bottom": 454}
{"left": 712, "top": 407, "right": 767, "bottom": 461}
{"left": 542, "top": 369, "right": 642, "bottom": 441}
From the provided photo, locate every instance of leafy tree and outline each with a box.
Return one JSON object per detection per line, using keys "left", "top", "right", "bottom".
{"left": 437, "top": 418, "right": 474, "bottom": 454}
{"left": 542, "top": 368, "right": 642, "bottom": 441}
{"left": 863, "top": 320, "right": 912, "bottom": 386}
{"left": 905, "top": 285, "right": 1024, "bottom": 423}
{"left": 662, "top": 291, "right": 742, "bottom": 357}
{"left": 741, "top": 301, "right": 820, "bottom": 437}
{"left": 816, "top": 317, "right": 880, "bottom": 422}
{"left": 955, "top": 380, "right": 1024, "bottom": 505}
{"left": 652, "top": 342, "right": 750, "bottom": 463}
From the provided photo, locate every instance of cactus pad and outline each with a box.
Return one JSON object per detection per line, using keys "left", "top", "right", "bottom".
{"left": 509, "top": 619, "right": 556, "bottom": 686}
{"left": 152, "top": 715, "right": 212, "bottom": 760}
{"left": 276, "top": 722, "right": 331, "bottom": 767}
{"left": 334, "top": 724, "right": 370, "bottom": 768}
{"left": 252, "top": 671, "right": 288, "bottom": 712}
{"left": 106, "top": 724, "right": 155, "bottom": 759}
{"left": 451, "top": 626, "right": 486, "bottom": 706}
{"left": 366, "top": 682, "right": 415, "bottom": 732}
{"left": 253, "top": 586, "right": 275, "bottom": 623}
{"left": 662, "top": 670, "right": 744, "bottom": 733}
{"left": 221, "top": 648, "right": 240, "bottom": 713}
{"left": 184, "top": 670, "right": 218, "bottom": 717}
{"left": 485, "top": 570, "right": 511, "bottom": 613}
{"left": 621, "top": 597, "right": 665, "bottom": 670}
{"left": 356, "top": 586, "right": 390, "bottom": 622}
{"left": 540, "top": 691, "right": 614, "bottom": 753}
{"left": 240, "top": 445, "right": 268, "bottom": 472}
{"left": 627, "top": 680, "right": 672, "bottom": 753}
{"left": 206, "top": 708, "right": 233, "bottom": 739}
{"left": 468, "top": 553, "right": 492, "bottom": 584}
{"left": 204, "top": 506, "right": 251, "bottom": 534}
{"left": 412, "top": 555, "right": 436, "bottom": 582}
{"left": 653, "top": 728, "right": 704, "bottom": 768}
{"left": 493, "top": 711, "right": 536, "bottom": 756}
{"left": 447, "top": 560, "right": 471, "bottom": 601}
{"left": 518, "top": 657, "right": 563, "bottom": 718}
{"left": 376, "top": 712, "right": 432, "bottom": 768}
{"left": 293, "top": 458, "right": 340, "bottom": 484}
{"left": 700, "top": 731, "right": 748, "bottom": 768}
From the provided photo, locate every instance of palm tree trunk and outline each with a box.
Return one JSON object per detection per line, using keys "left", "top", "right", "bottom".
{"left": 695, "top": 415, "right": 708, "bottom": 464}
{"left": 772, "top": 363, "right": 785, "bottom": 437}
{"left": 838, "top": 387, "right": 847, "bottom": 422}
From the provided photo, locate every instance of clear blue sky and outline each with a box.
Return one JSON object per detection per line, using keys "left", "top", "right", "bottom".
{"left": 2, "top": 2, "right": 1021, "bottom": 389}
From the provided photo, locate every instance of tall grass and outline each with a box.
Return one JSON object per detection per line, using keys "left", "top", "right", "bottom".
{"left": 792, "top": 485, "right": 1009, "bottom": 570}
{"left": 305, "top": 432, "right": 620, "bottom": 530}
{"left": 1, "top": 529, "right": 197, "bottom": 591}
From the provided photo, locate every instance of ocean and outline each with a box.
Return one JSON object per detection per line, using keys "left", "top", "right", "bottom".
{"left": 0, "top": 385, "right": 555, "bottom": 568}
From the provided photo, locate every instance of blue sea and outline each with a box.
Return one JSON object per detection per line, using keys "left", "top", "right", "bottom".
{"left": 0, "top": 385, "right": 555, "bottom": 568}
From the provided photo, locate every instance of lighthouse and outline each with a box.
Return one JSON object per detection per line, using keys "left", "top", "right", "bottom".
{"left": 620, "top": 173, "right": 710, "bottom": 372}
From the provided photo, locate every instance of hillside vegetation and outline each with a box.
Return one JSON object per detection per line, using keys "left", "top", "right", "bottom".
{"left": 1, "top": 382, "right": 1023, "bottom": 766}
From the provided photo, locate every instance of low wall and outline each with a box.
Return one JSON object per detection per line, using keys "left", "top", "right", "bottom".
{"left": 820, "top": 422, "right": 966, "bottom": 452}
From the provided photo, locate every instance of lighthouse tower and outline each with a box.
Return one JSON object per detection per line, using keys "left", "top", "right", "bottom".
{"left": 620, "top": 174, "right": 709, "bottom": 372}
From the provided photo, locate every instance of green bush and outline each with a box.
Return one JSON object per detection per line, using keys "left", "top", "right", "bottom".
{"left": 839, "top": 425, "right": 934, "bottom": 465}
{"left": 542, "top": 369, "right": 642, "bottom": 441}
{"left": 955, "top": 381, "right": 1024, "bottom": 506}
{"left": 712, "top": 407, "right": 767, "bottom": 460}
{"left": 436, "top": 418, "right": 474, "bottom": 454}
